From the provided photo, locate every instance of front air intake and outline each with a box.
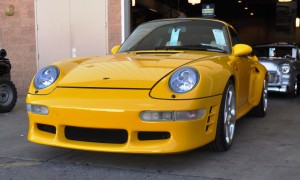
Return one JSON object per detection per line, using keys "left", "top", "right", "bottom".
{"left": 65, "top": 126, "right": 128, "bottom": 144}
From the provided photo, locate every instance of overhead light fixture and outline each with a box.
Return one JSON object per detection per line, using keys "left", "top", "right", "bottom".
{"left": 238, "top": 0, "right": 242, "bottom": 3}
{"left": 188, "top": 0, "right": 201, "bottom": 5}
{"left": 250, "top": 12, "right": 254, "bottom": 16}
{"left": 244, "top": 7, "right": 248, "bottom": 10}
{"left": 132, "top": 0, "right": 136, "bottom": 6}
{"left": 296, "top": 17, "right": 300, "bottom": 28}
{"left": 149, "top": 8, "right": 158, "bottom": 13}
{"left": 278, "top": 0, "right": 292, "bottom": 2}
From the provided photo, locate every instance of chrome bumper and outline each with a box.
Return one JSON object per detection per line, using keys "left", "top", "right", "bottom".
{"left": 268, "top": 86, "right": 288, "bottom": 92}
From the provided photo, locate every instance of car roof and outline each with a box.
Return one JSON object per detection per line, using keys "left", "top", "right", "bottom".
{"left": 145, "top": 18, "right": 233, "bottom": 29}
{"left": 253, "top": 42, "right": 298, "bottom": 48}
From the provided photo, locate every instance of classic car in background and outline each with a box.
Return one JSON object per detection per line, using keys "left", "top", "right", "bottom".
{"left": 26, "top": 18, "right": 268, "bottom": 153}
{"left": 253, "top": 43, "right": 300, "bottom": 97}
{"left": 0, "top": 48, "right": 17, "bottom": 113}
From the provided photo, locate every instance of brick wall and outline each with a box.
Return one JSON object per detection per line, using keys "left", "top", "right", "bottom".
{"left": 108, "top": 0, "right": 122, "bottom": 53}
{"left": 0, "top": 1, "right": 36, "bottom": 96}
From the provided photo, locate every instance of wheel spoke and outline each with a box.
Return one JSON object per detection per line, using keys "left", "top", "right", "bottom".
{"left": 227, "top": 91, "right": 232, "bottom": 107}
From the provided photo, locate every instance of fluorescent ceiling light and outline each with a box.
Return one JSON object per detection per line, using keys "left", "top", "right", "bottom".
{"left": 278, "top": 0, "right": 292, "bottom": 2}
{"left": 188, "top": 0, "right": 201, "bottom": 5}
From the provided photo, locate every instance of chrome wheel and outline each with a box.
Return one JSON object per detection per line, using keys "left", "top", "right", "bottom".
{"left": 224, "top": 84, "right": 236, "bottom": 145}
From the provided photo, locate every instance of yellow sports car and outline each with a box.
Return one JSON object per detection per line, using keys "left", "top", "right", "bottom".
{"left": 27, "top": 18, "right": 268, "bottom": 153}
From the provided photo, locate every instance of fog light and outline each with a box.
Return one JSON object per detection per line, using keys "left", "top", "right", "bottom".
{"left": 140, "top": 109, "right": 205, "bottom": 121}
{"left": 27, "top": 104, "right": 49, "bottom": 115}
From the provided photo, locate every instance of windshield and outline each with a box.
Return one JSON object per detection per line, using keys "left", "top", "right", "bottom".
{"left": 254, "top": 46, "right": 298, "bottom": 59}
{"left": 119, "top": 19, "right": 231, "bottom": 53}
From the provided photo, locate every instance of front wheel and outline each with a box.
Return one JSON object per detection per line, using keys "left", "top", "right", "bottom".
{"left": 208, "top": 80, "right": 236, "bottom": 151}
{"left": 0, "top": 80, "right": 17, "bottom": 113}
{"left": 289, "top": 79, "right": 299, "bottom": 97}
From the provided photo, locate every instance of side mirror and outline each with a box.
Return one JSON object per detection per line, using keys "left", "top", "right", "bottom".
{"left": 232, "top": 44, "right": 252, "bottom": 57}
{"left": 111, "top": 45, "right": 120, "bottom": 55}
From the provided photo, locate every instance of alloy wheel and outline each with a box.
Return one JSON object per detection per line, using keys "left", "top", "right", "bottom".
{"left": 224, "top": 85, "right": 236, "bottom": 145}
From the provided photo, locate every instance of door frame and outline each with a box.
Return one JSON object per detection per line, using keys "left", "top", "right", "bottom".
{"left": 122, "top": 0, "right": 131, "bottom": 42}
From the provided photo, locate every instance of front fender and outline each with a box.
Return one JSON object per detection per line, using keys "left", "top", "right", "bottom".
{"left": 150, "top": 62, "right": 232, "bottom": 100}
{"left": 27, "top": 58, "right": 90, "bottom": 95}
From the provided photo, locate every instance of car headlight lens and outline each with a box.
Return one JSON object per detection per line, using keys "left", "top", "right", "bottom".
{"left": 169, "top": 67, "right": 199, "bottom": 93}
{"left": 34, "top": 66, "right": 60, "bottom": 89}
{"left": 280, "top": 64, "right": 290, "bottom": 74}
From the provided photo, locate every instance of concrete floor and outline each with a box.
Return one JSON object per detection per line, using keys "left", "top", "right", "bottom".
{"left": 0, "top": 95, "right": 300, "bottom": 180}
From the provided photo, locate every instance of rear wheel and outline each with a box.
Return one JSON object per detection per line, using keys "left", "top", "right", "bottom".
{"left": 0, "top": 80, "right": 17, "bottom": 113}
{"left": 209, "top": 80, "right": 236, "bottom": 151}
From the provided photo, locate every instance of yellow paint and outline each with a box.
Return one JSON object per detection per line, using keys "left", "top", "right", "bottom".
{"left": 111, "top": 45, "right": 120, "bottom": 55}
{"left": 232, "top": 44, "right": 252, "bottom": 57}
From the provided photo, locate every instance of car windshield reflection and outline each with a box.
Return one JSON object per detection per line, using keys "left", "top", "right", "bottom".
{"left": 119, "top": 19, "right": 230, "bottom": 53}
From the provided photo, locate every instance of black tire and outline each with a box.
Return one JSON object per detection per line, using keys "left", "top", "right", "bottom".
{"left": 208, "top": 80, "right": 236, "bottom": 152}
{"left": 0, "top": 80, "right": 17, "bottom": 113}
{"left": 1, "top": 73, "right": 11, "bottom": 81}
{"left": 289, "top": 79, "right": 298, "bottom": 98}
{"left": 249, "top": 78, "right": 268, "bottom": 117}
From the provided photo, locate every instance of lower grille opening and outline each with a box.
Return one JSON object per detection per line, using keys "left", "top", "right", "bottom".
{"left": 65, "top": 126, "right": 128, "bottom": 144}
{"left": 37, "top": 124, "right": 56, "bottom": 134}
{"left": 138, "top": 131, "right": 170, "bottom": 141}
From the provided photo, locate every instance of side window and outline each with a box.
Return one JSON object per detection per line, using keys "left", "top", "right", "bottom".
{"left": 229, "top": 27, "right": 239, "bottom": 46}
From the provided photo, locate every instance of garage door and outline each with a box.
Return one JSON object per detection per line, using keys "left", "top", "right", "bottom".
{"left": 35, "top": 0, "right": 107, "bottom": 69}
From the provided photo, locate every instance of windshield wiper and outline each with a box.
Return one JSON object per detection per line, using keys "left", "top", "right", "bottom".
{"left": 198, "top": 44, "right": 227, "bottom": 53}
{"left": 155, "top": 44, "right": 226, "bottom": 53}
{"left": 154, "top": 46, "right": 205, "bottom": 51}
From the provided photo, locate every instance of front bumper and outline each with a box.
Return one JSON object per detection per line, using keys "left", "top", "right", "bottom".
{"left": 267, "top": 85, "right": 288, "bottom": 93}
{"left": 27, "top": 88, "right": 222, "bottom": 154}
{"left": 267, "top": 72, "right": 292, "bottom": 93}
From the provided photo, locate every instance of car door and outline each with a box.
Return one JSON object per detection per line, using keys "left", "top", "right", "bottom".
{"left": 229, "top": 27, "right": 251, "bottom": 109}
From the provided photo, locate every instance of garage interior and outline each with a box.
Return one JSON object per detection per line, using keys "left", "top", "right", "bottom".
{"left": 131, "top": 0, "right": 300, "bottom": 45}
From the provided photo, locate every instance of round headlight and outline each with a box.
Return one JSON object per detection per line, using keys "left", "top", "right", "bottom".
{"left": 34, "top": 66, "right": 60, "bottom": 89}
{"left": 169, "top": 67, "right": 199, "bottom": 93}
{"left": 280, "top": 63, "right": 290, "bottom": 74}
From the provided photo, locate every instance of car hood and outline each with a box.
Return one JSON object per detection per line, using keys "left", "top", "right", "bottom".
{"left": 57, "top": 51, "right": 220, "bottom": 89}
{"left": 258, "top": 58, "right": 290, "bottom": 71}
